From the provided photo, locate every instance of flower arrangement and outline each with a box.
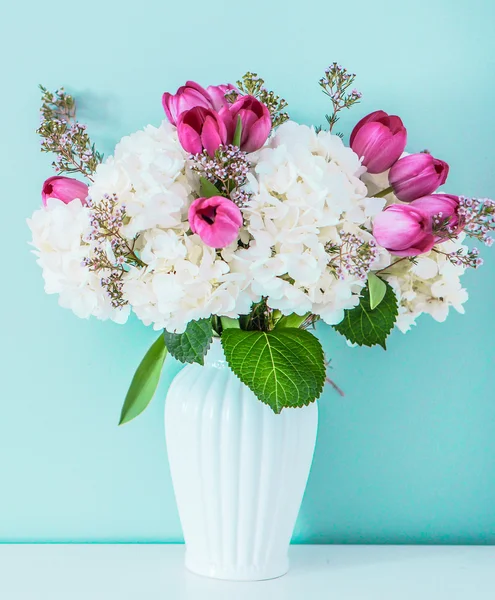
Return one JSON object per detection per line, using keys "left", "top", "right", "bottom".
{"left": 29, "top": 65, "right": 495, "bottom": 422}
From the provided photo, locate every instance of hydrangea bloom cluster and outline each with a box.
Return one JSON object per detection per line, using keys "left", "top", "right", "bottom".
{"left": 29, "top": 68, "right": 494, "bottom": 341}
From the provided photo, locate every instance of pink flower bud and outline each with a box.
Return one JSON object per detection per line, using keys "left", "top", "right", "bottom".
{"left": 373, "top": 194, "right": 460, "bottom": 256}
{"left": 389, "top": 153, "right": 449, "bottom": 202}
{"left": 41, "top": 176, "right": 89, "bottom": 207}
{"left": 162, "top": 81, "right": 213, "bottom": 126}
{"left": 410, "top": 194, "right": 460, "bottom": 233}
{"left": 223, "top": 95, "right": 272, "bottom": 153}
{"left": 177, "top": 107, "right": 228, "bottom": 156}
{"left": 207, "top": 84, "right": 237, "bottom": 111}
{"left": 188, "top": 196, "right": 243, "bottom": 248}
{"left": 350, "top": 110, "right": 407, "bottom": 174}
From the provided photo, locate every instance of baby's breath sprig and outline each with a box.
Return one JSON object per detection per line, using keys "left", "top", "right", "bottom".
{"left": 190, "top": 145, "right": 252, "bottom": 208}
{"left": 319, "top": 63, "right": 362, "bottom": 132}
{"left": 325, "top": 232, "right": 378, "bottom": 281}
{"left": 84, "top": 194, "right": 146, "bottom": 308}
{"left": 227, "top": 72, "right": 289, "bottom": 128}
{"left": 37, "top": 85, "right": 103, "bottom": 181}
{"left": 434, "top": 247, "right": 484, "bottom": 270}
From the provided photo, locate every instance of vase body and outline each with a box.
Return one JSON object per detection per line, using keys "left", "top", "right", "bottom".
{"left": 165, "top": 339, "right": 318, "bottom": 581}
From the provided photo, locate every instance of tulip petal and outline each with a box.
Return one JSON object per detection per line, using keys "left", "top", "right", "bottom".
{"left": 177, "top": 122, "right": 203, "bottom": 154}
{"left": 373, "top": 205, "right": 428, "bottom": 251}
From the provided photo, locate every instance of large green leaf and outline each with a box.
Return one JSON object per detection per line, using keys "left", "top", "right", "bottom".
{"left": 119, "top": 334, "right": 167, "bottom": 425}
{"left": 333, "top": 281, "right": 398, "bottom": 349}
{"left": 221, "top": 328, "right": 325, "bottom": 414}
{"left": 164, "top": 319, "right": 213, "bottom": 365}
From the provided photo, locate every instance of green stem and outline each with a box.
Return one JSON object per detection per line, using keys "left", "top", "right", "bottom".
{"left": 374, "top": 186, "right": 393, "bottom": 198}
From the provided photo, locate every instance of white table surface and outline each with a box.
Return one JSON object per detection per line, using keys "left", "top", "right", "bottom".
{"left": 0, "top": 544, "right": 493, "bottom": 599}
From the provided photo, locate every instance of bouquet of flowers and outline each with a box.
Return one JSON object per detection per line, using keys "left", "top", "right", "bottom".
{"left": 29, "top": 65, "right": 495, "bottom": 422}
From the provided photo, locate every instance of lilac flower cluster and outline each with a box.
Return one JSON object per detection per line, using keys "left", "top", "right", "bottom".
{"left": 84, "top": 194, "right": 144, "bottom": 308}
{"left": 190, "top": 145, "right": 252, "bottom": 207}
{"left": 442, "top": 246, "right": 484, "bottom": 269}
{"left": 326, "top": 232, "right": 379, "bottom": 281}
{"left": 319, "top": 63, "right": 362, "bottom": 132}
{"left": 37, "top": 85, "right": 103, "bottom": 179}
{"left": 458, "top": 196, "right": 495, "bottom": 247}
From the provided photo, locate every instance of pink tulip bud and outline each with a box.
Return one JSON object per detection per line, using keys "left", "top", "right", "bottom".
{"left": 177, "top": 107, "right": 228, "bottom": 156}
{"left": 223, "top": 95, "right": 272, "bottom": 153}
{"left": 162, "top": 81, "right": 213, "bottom": 126}
{"left": 373, "top": 194, "right": 460, "bottom": 256}
{"left": 41, "top": 176, "right": 89, "bottom": 207}
{"left": 410, "top": 194, "right": 460, "bottom": 233}
{"left": 188, "top": 196, "right": 243, "bottom": 248}
{"left": 350, "top": 110, "right": 407, "bottom": 174}
{"left": 207, "top": 84, "right": 237, "bottom": 111}
{"left": 389, "top": 153, "right": 449, "bottom": 202}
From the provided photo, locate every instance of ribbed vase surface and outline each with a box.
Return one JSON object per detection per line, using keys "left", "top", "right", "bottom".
{"left": 165, "top": 339, "right": 318, "bottom": 581}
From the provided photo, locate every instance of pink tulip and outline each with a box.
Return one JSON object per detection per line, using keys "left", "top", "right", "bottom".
{"left": 373, "top": 194, "right": 460, "bottom": 256}
{"left": 162, "top": 81, "right": 213, "bottom": 126}
{"left": 410, "top": 194, "right": 460, "bottom": 233}
{"left": 177, "top": 107, "right": 228, "bottom": 156}
{"left": 350, "top": 110, "right": 407, "bottom": 174}
{"left": 207, "top": 84, "right": 237, "bottom": 111}
{"left": 189, "top": 196, "right": 243, "bottom": 248}
{"left": 41, "top": 176, "right": 89, "bottom": 207}
{"left": 389, "top": 153, "right": 449, "bottom": 202}
{"left": 223, "top": 95, "right": 271, "bottom": 153}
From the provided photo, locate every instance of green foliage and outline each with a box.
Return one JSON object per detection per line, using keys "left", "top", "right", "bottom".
{"left": 119, "top": 335, "right": 167, "bottom": 425}
{"left": 221, "top": 328, "right": 325, "bottom": 413}
{"left": 232, "top": 116, "right": 243, "bottom": 147}
{"left": 164, "top": 319, "right": 213, "bottom": 365}
{"left": 199, "top": 176, "right": 221, "bottom": 198}
{"left": 333, "top": 281, "right": 398, "bottom": 349}
{"left": 367, "top": 273, "right": 387, "bottom": 310}
{"left": 274, "top": 312, "right": 311, "bottom": 329}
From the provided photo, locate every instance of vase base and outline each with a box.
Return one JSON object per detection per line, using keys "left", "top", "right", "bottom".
{"left": 185, "top": 554, "right": 289, "bottom": 581}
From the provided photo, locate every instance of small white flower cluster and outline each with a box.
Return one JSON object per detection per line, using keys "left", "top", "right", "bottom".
{"left": 383, "top": 237, "right": 469, "bottom": 332}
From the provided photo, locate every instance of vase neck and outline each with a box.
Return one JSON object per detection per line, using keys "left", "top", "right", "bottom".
{"left": 204, "top": 338, "right": 227, "bottom": 368}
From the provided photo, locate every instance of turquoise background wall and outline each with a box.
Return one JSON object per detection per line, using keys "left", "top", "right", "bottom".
{"left": 1, "top": 0, "right": 494, "bottom": 544}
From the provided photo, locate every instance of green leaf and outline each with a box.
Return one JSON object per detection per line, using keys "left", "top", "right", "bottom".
{"left": 220, "top": 316, "right": 240, "bottom": 329}
{"left": 119, "top": 335, "right": 167, "bottom": 425}
{"left": 164, "top": 319, "right": 213, "bottom": 365}
{"left": 233, "top": 115, "right": 243, "bottom": 147}
{"left": 333, "top": 281, "right": 398, "bottom": 349}
{"left": 274, "top": 312, "right": 310, "bottom": 329}
{"left": 199, "top": 176, "right": 221, "bottom": 198}
{"left": 368, "top": 272, "right": 387, "bottom": 310}
{"left": 221, "top": 328, "right": 325, "bottom": 414}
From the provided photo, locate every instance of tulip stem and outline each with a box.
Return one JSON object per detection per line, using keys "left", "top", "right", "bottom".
{"left": 375, "top": 186, "right": 393, "bottom": 198}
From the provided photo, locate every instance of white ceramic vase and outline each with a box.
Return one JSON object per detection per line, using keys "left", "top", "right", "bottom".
{"left": 165, "top": 339, "right": 318, "bottom": 581}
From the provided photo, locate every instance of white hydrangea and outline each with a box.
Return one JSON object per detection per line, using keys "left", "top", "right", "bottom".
{"left": 27, "top": 198, "right": 128, "bottom": 323}
{"left": 233, "top": 121, "right": 387, "bottom": 325}
{"left": 88, "top": 121, "right": 254, "bottom": 333}
{"left": 383, "top": 237, "right": 468, "bottom": 333}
